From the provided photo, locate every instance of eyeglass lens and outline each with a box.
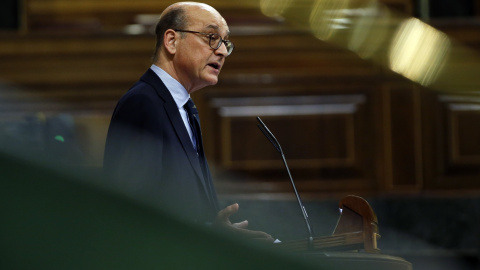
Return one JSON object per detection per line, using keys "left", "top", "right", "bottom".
{"left": 209, "top": 35, "right": 234, "bottom": 55}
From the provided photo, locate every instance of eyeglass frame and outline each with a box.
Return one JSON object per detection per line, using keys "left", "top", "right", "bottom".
{"left": 174, "top": 29, "right": 234, "bottom": 55}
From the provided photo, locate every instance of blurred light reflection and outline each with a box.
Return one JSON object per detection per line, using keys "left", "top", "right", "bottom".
{"left": 389, "top": 18, "right": 451, "bottom": 86}
{"left": 309, "top": 0, "right": 350, "bottom": 40}
{"left": 348, "top": 1, "right": 391, "bottom": 59}
{"left": 258, "top": 0, "right": 463, "bottom": 89}
{"left": 259, "top": 0, "right": 293, "bottom": 19}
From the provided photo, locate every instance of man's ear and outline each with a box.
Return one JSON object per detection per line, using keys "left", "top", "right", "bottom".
{"left": 164, "top": 29, "right": 177, "bottom": 54}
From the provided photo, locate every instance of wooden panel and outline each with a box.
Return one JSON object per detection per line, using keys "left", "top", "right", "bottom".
{"left": 203, "top": 93, "right": 377, "bottom": 194}
{"left": 383, "top": 84, "right": 423, "bottom": 189}
{"left": 27, "top": 0, "right": 262, "bottom": 14}
{"left": 25, "top": 0, "right": 267, "bottom": 32}
{"left": 217, "top": 101, "right": 359, "bottom": 169}
{"left": 447, "top": 102, "right": 480, "bottom": 165}
{"left": 423, "top": 94, "right": 480, "bottom": 189}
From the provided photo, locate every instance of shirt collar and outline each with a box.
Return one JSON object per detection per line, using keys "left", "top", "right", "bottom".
{"left": 150, "top": 64, "right": 190, "bottom": 108}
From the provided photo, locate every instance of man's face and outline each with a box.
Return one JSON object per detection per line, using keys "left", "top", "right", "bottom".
{"left": 173, "top": 6, "right": 230, "bottom": 93}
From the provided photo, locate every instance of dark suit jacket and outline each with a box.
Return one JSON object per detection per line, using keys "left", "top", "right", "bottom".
{"left": 103, "top": 69, "right": 219, "bottom": 224}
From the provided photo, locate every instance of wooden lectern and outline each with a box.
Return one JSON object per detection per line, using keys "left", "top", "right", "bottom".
{"left": 276, "top": 195, "right": 380, "bottom": 253}
{"left": 275, "top": 195, "right": 412, "bottom": 270}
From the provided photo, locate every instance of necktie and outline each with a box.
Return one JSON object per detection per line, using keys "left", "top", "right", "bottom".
{"left": 184, "top": 98, "right": 200, "bottom": 153}
{"left": 184, "top": 99, "right": 218, "bottom": 211}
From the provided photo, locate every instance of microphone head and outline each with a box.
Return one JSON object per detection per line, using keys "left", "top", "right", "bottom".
{"left": 256, "top": 117, "right": 282, "bottom": 153}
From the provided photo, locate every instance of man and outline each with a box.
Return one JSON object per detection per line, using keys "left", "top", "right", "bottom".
{"left": 104, "top": 2, "right": 273, "bottom": 241}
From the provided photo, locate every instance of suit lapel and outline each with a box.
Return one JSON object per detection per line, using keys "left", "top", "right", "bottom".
{"left": 140, "top": 69, "right": 214, "bottom": 205}
{"left": 163, "top": 100, "right": 205, "bottom": 179}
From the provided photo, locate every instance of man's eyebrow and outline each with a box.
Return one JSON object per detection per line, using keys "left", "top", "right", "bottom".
{"left": 205, "top": 25, "right": 230, "bottom": 36}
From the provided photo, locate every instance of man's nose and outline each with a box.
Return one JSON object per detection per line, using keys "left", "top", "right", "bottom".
{"left": 215, "top": 41, "right": 229, "bottom": 56}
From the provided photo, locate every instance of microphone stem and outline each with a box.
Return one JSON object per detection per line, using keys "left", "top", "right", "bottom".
{"left": 256, "top": 117, "right": 315, "bottom": 250}
{"left": 281, "top": 153, "right": 315, "bottom": 250}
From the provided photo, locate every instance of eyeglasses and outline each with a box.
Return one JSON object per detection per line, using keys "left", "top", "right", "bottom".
{"left": 174, "top": 29, "right": 234, "bottom": 56}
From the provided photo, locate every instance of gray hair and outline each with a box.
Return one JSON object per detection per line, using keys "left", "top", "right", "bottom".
{"left": 152, "top": 6, "right": 188, "bottom": 62}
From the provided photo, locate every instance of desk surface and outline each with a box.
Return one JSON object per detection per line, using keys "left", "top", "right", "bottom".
{"left": 301, "top": 252, "right": 413, "bottom": 270}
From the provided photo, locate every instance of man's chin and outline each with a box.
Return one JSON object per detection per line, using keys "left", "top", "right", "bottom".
{"left": 205, "top": 76, "right": 219, "bottom": 86}
{"left": 191, "top": 78, "right": 219, "bottom": 93}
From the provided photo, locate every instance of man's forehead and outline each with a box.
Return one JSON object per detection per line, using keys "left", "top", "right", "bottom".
{"left": 179, "top": 2, "right": 217, "bottom": 13}
{"left": 187, "top": 9, "right": 229, "bottom": 35}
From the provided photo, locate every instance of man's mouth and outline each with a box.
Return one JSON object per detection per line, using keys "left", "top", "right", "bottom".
{"left": 208, "top": 63, "right": 220, "bottom": 70}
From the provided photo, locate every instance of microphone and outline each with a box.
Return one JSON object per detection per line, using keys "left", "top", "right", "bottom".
{"left": 256, "top": 116, "right": 315, "bottom": 250}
